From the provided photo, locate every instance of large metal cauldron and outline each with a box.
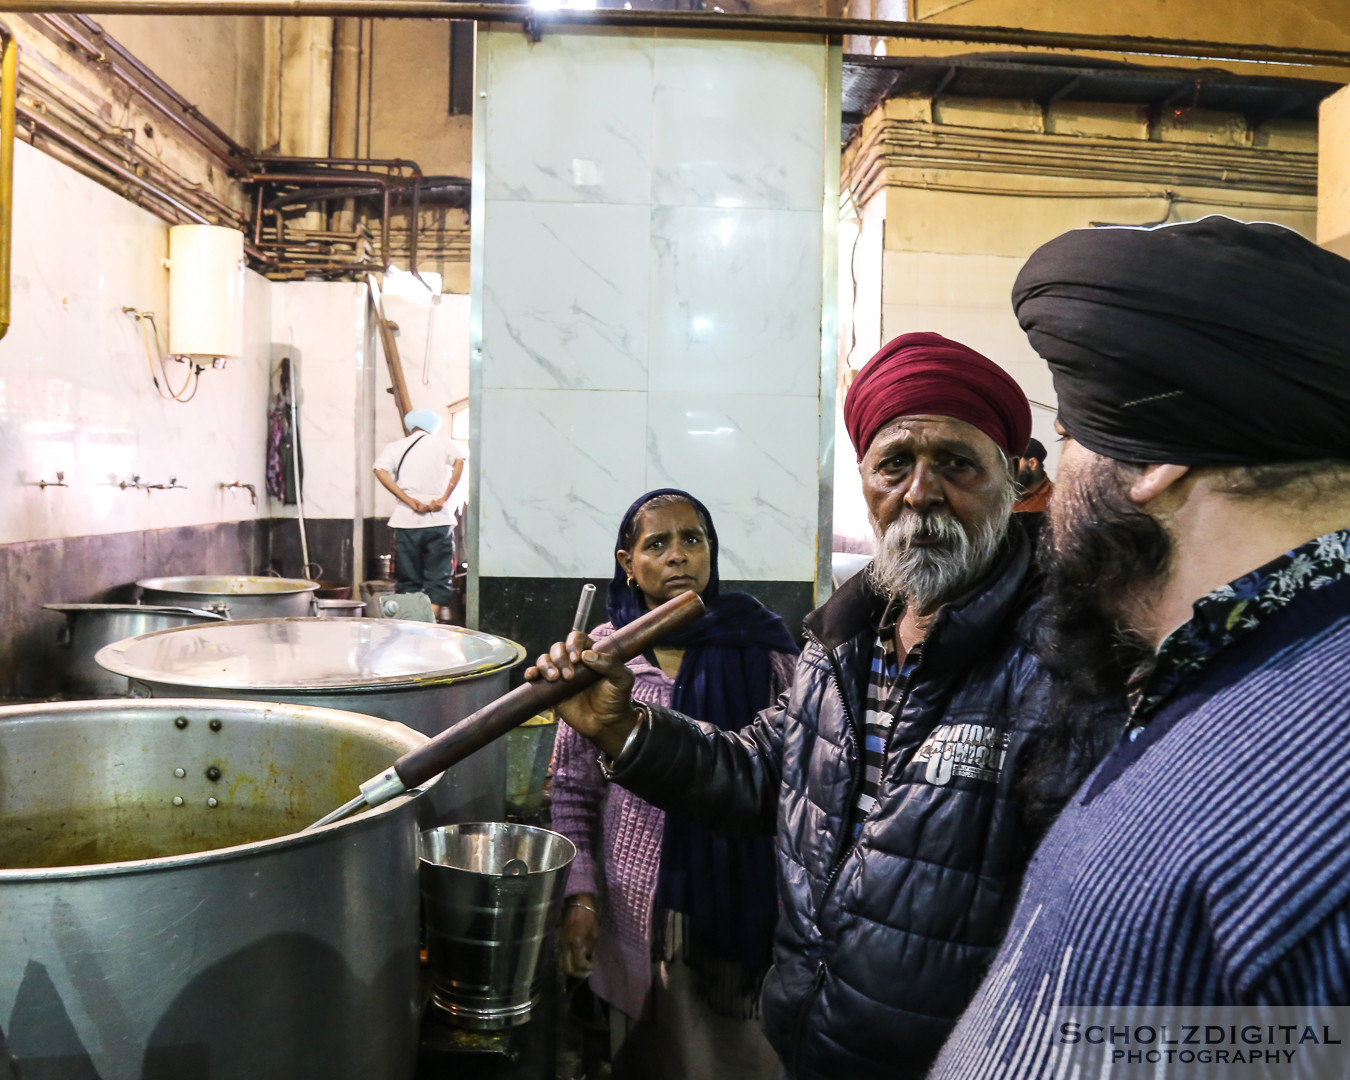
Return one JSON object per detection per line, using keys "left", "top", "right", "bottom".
{"left": 96, "top": 618, "right": 525, "bottom": 823}
{"left": 0, "top": 698, "right": 434, "bottom": 1080}
{"left": 44, "top": 603, "right": 226, "bottom": 697}
{"left": 137, "top": 575, "right": 319, "bottom": 619}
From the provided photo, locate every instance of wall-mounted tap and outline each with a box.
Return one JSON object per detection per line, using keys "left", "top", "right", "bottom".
{"left": 221, "top": 481, "right": 257, "bottom": 506}
{"left": 119, "top": 474, "right": 186, "bottom": 491}
{"left": 37, "top": 471, "right": 68, "bottom": 489}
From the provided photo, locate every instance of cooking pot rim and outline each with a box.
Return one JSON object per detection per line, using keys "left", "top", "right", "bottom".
{"left": 137, "top": 575, "right": 320, "bottom": 595}
{"left": 0, "top": 697, "right": 434, "bottom": 883}
{"left": 95, "top": 617, "right": 527, "bottom": 690}
{"left": 44, "top": 603, "right": 227, "bottom": 620}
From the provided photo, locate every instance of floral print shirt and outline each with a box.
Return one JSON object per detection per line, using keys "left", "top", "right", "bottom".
{"left": 1126, "top": 527, "right": 1350, "bottom": 737}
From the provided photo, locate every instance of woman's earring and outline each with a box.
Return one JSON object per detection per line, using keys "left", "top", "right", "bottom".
{"left": 626, "top": 574, "right": 634, "bottom": 587}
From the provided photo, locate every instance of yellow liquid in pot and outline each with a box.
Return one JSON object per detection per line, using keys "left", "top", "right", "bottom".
{"left": 0, "top": 803, "right": 316, "bottom": 870}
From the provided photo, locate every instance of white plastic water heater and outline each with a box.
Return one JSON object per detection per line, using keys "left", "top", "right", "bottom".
{"left": 167, "top": 224, "right": 245, "bottom": 362}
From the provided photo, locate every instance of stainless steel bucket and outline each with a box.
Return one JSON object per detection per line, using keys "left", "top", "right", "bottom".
{"left": 137, "top": 575, "right": 318, "bottom": 619}
{"left": 43, "top": 603, "right": 226, "bottom": 697}
{"left": 420, "top": 823, "right": 576, "bottom": 1029}
{"left": 0, "top": 698, "right": 434, "bottom": 1080}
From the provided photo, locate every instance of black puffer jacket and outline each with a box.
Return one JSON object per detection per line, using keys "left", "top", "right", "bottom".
{"left": 609, "top": 520, "right": 1053, "bottom": 1079}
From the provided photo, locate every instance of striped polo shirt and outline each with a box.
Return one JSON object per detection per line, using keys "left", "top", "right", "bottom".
{"left": 853, "top": 602, "right": 924, "bottom": 834}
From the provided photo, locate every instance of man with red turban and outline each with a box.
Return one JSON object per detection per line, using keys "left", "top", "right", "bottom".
{"left": 529, "top": 333, "right": 1107, "bottom": 1080}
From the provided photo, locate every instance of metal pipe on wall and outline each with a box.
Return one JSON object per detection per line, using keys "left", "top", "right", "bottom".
{"left": 20, "top": 106, "right": 211, "bottom": 224}
{"left": 330, "top": 21, "right": 361, "bottom": 239}
{"left": 28, "top": 13, "right": 244, "bottom": 173}
{"left": 259, "top": 155, "right": 421, "bottom": 176}
{"left": 1, "top": 3, "right": 1347, "bottom": 70}
{"left": 18, "top": 65, "right": 242, "bottom": 221}
{"left": 67, "top": 13, "right": 243, "bottom": 155}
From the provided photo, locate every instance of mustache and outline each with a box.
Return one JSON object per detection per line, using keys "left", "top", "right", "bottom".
{"left": 891, "top": 506, "right": 967, "bottom": 545}
{"left": 867, "top": 497, "right": 1011, "bottom": 616}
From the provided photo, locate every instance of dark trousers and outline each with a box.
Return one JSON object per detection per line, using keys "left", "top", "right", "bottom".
{"left": 394, "top": 526, "right": 455, "bottom": 604}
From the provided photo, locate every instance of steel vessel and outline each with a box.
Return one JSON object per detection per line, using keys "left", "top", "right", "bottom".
{"left": 97, "top": 617, "right": 525, "bottom": 822}
{"left": 0, "top": 698, "right": 433, "bottom": 1080}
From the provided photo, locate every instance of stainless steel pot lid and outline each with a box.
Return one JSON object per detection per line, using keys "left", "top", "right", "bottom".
{"left": 137, "top": 575, "right": 319, "bottom": 596}
{"left": 44, "top": 603, "right": 226, "bottom": 619}
{"left": 95, "top": 617, "right": 525, "bottom": 690}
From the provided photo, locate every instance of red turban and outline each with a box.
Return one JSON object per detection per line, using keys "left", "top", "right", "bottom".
{"left": 843, "top": 332, "right": 1032, "bottom": 461}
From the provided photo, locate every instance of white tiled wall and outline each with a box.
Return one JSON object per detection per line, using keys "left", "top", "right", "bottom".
{"left": 269, "top": 285, "right": 472, "bottom": 533}
{"left": 475, "top": 28, "right": 830, "bottom": 582}
{"left": 268, "top": 281, "right": 370, "bottom": 523}
{"left": 0, "top": 139, "right": 270, "bottom": 546}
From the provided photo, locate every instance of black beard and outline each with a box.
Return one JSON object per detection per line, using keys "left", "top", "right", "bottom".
{"left": 1016, "top": 458, "right": 1172, "bottom": 833}
{"left": 1015, "top": 464, "right": 1037, "bottom": 492}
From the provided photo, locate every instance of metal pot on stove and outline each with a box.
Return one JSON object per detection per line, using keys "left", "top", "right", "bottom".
{"left": 95, "top": 617, "right": 525, "bottom": 823}
{"left": 44, "top": 603, "right": 226, "bottom": 697}
{"left": 136, "top": 575, "right": 319, "bottom": 619}
{"left": 0, "top": 698, "right": 434, "bottom": 1080}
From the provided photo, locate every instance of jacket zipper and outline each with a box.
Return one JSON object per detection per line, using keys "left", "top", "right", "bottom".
{"left": 791, "top": 633, "right": 863, "bottom": 1075}
{"left": 818, "top": 634, "right": 863, "bottom": 899}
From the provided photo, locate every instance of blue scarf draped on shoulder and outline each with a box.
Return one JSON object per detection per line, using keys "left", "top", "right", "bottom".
{"left": 607, "top": 488, "right": 799, "bottom": 1016}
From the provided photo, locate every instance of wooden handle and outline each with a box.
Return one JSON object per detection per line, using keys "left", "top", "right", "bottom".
{"left": 391, "top": 590, "right": 705, "bottom": 790}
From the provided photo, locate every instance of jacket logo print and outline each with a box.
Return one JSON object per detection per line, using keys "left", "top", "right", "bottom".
{"left": 915, "top": 723, "right": 1009, "bottom": 786}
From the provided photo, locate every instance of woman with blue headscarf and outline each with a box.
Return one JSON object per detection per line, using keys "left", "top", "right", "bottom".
{"left": 551, "top": 489, "right": 798, "bottom": 1079}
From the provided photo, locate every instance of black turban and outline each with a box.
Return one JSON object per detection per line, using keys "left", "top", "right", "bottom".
{"left": 1012, "top": 216, "right": 1350, "bottom": 466}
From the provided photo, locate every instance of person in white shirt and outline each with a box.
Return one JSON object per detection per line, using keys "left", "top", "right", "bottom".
{"left": 373, "top": 409, "right": 465, "bottom": 622}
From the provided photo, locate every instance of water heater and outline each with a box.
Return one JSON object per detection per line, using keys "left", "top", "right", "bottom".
{"left": 167, "top": 224, "right": 244, "bottom": 362}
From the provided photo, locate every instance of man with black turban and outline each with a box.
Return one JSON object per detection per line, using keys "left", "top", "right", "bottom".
{"left": 932, "top": 216, "right": 1350, "bottom": 1079}
{"left": 527, "top": 333, "right": 1107, "bottom": 1079}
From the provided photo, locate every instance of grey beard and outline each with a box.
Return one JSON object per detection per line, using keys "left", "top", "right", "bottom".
{"left": 866, "top": 493, "right": 1013, "bottom": 615}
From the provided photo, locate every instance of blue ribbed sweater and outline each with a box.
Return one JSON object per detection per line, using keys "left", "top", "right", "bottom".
{"left": 931, "top": 576, "right": 1350, "bottom": 1079}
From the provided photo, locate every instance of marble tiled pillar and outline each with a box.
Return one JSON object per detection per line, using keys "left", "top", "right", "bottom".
{"left": 470, "top": 27, "right": 838, "bottom": 654}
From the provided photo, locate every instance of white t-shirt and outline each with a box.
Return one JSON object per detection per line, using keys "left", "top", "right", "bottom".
{"left": 374, "top": 431, "right": 465, "bottom": 529}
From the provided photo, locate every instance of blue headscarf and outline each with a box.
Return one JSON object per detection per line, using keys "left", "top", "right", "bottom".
{"left": 404, "top": 409, "right": 443, "bottom": 434}
{"left": 609, "top": 488, "right": 798, "bottom": 1012}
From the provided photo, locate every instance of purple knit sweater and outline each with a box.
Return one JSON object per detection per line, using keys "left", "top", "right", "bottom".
{"left": 551, "top": 621, "right": 795, "bottom": 1019}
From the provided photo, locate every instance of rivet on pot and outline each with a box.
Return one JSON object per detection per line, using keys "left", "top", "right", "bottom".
{"left": 207, "top": 797, "right": 219, "bottom": 808}
{"left": 174, "top": 716, "right": 189, "bottom": 730}
{"left": 172, "top": 796, "right": 184, "bottom": 806}
{"left": 205, "top": 766, "right": 222, "bottom": 782}
{"left": 174, "top": 768, "right": 186, "bottom": 778}
{"left": 209, "top": 719, "right": 223, "bottom": 732}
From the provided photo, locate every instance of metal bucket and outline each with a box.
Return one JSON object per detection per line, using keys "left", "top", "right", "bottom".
{"left": 505, "top": 712, "right": 558, "bottom": 815}
{"left": 0, "top": 698, "right": 435, "bottom": 1080}
{"left": 420, "top": 823, "right": 576, "bottom": 1029}
{"left": 137, "top": 575, "right": 318, "bottom": 619}
{"left": 43, "top": 603, "right": 226, "bottom": 697}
